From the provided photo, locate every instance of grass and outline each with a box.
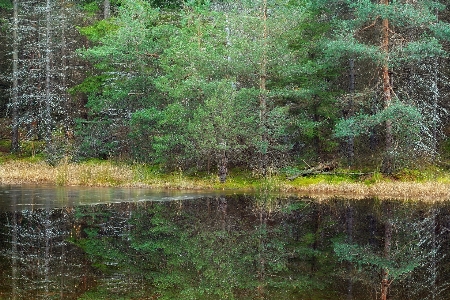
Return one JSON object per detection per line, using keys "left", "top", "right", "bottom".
{"left": 1, "top": 145, "right": 450, "bottom": 200}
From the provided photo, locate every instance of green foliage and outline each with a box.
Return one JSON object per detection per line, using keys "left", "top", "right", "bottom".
{"left": 69, "top": 74, "right": 111, "bottom": 95}
{"left": 74, "top": 117, "right": 128, "bottom": 160}
{"left": 186, "top": 81, "right": 260, "bottom": 168}
{"left": 147, "top": 0, "right": 183, "bottom": 9}
{"left": 130, "top": 103, "right": 188, "bottom": 166}
{"left": 69, "top": 0, "right": 450, "bottom": 171}
{"left": 80, "top": 1, "right": 100, "bottom": 15}
{"left": 326, "top": 0, "right": 450, "bottom": 169}
{"left": 79, "top": 0, "right": 122, "bottom": 15}
{"left": 335, "top": 101, "right": 424, "bottom": 151}
{"left": 395, "top": 37, "right": 446, "bottom": 64}
{"left": 0, "top": 0, "right": 11, "bottom": 9}
{"left": 430, "top": 21, "right": 450, "bottom": 41}
{"left": 78, "top": 19, "right": 119, "bottom": 42}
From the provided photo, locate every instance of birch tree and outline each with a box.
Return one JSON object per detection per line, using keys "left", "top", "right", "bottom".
{"left": 5, "top": 0, "right": 87, "bottom": 158}
{"left": 11, "top": 0, "right": 18, "bottom": 153}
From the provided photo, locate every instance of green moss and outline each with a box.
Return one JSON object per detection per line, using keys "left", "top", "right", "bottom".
{"left": 290, "top": 176, "right": 326, "bottom": 186}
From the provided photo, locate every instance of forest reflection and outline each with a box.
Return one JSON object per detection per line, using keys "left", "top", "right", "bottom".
{"left": 0, "top": 192, "right": 449, "bottom": 299}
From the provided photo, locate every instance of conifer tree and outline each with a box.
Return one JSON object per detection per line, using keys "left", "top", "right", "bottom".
{"left": 329, "top": 0, "right": 450, "bottom": 172}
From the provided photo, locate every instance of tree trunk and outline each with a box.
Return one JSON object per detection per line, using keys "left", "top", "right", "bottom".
{"left": 381, "top": 0, "right": 393, "bottom": 174}
{"left": 218, "top": 151, "right": 228, "bottom": 183}
{"left": 432, "top": 58, "right": 439, "bottom": 160}
{"left": 346, "top": 59, "right": 355, "bottom": 166}
{"left": 11, "top": 0, "right": 19, "bottom": 153}
{"left": 45, "top": 0, "right": 52, "bottom": 149}
{"left": 431, "top": 9, "right": 439, "bottom": 160}
{"left": 61, "top": 0, "right": 70, "bottom": 138}
{"left": 104, "top": 0, "right": 110, "bottom": 19}
{"left": 259, "top": 0, "right": 268, "bottom": 175}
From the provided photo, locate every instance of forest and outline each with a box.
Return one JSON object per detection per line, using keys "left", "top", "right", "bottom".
{"left": 1, "top": 0, "right": 450, "bottom": 178}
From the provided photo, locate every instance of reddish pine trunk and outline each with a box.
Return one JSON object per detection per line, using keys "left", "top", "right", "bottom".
{"left": 381, "top": 0, "right": 393, "bottom": 173}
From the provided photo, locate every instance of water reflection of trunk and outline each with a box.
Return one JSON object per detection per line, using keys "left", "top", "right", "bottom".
{"left": 44, "top": 203, "right": 51, "bottom": 297}
{"left": 257, "top": 209, "right": 267, "bottom": 299}
{"left": 11, "top": 194, "right": 18, "bottom": 300}
{"left": 218, "top": 196, "right": 227, "bottom": 232}
{"left": 431, "top": 207, "right": 437, "bottom": 300}
{"left": 346, "top": 203, "right": 354, "bottom": 300}
{"left": 311, "top": 203, "right": 321, "bottom": 273}
{"left": 381, "top": 202, "right": 392, "bottom": 300}
{"left": 60, "top": 233, "right": 65, "bottom": 299}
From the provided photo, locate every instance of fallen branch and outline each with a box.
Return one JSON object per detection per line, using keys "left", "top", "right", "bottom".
{"left": 287, "top": 162, "right": 371, "bottom": 180}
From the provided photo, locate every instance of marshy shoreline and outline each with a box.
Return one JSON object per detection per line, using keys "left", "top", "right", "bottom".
{"left": 1, "top": 159, "right": 449, "bottom": 201}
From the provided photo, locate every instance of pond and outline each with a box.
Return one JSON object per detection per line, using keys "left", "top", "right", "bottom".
{"left": 0, "top": 185, "right": 449, "bottom": 299}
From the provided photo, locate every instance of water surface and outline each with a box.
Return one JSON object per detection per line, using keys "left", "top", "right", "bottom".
{"left": 0, "top": 185, "right": 448, "bottom": 299}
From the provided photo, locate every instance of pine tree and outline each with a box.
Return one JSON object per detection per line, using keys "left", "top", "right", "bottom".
{"left": 329, "top": 0, "right": 450, "bottom": 172}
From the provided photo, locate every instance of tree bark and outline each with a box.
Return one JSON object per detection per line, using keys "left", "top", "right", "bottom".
{"left": 104, "top": 0, "right": 110, "bottom": 19}
{"left": 11, "top": 0, "right": 19, "bottom": 153}
{"left": 60, "top": 0, "right": 71, "bottom": 139}
{"left": 432, "top": 58, "right": 439, "bottom": 160}
{"left": 218, "top": 151, "right": 228, "bottom": 183}
{"left": 381, "top": 0, "right": 393, "bottom": 174}
{"left": 346, "top": 59, "right": 355, "bottom": 166}
{"left": 45, "top": 0, "right": 52, "bottom": 149}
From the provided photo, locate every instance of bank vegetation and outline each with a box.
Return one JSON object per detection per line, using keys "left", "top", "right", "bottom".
{"left": 1, "top": 152, "right": 450, "bottom": 201}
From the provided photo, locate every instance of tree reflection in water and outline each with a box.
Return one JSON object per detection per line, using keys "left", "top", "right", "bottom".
{"left": 0, "top": 194, "right": 449, "bottom": 299}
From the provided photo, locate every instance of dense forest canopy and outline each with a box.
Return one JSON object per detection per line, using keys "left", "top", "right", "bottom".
{"left": 1, "top": 0, "right": 450, "bottom": 176}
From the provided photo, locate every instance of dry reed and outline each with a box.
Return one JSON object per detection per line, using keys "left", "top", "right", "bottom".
{"left": 0, "top": 160, "right": 134, "bottom": 186}
{"left": 285, "top": 181, "right": 450, "bottom": 201}
{"left": 1, "top": 160, "right": 450, "bottom": 200}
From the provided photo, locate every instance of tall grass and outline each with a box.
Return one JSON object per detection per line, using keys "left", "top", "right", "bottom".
{"left": 0, "top": 158, "right": 450, "bottom": 200}
{"left": 0, "top": 159, "right": 134, "bottom": 186}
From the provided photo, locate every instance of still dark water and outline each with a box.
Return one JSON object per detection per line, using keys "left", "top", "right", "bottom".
{"left": 0, "top": 185, "right": 449, "bottom": 300}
